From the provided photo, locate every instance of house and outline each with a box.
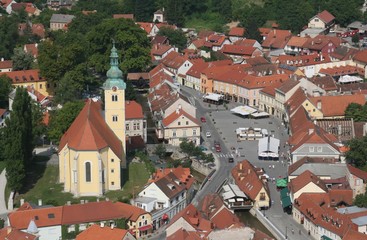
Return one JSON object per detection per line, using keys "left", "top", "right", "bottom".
{"left": 153, "top": 9, "right": 165, "bottom": 23}
{"left": 259, "top": 81, "right": 284, "bottom": 115}
{"left": 346, "top": 164, "right": 367, "bottom": 198}
{"left": 137, "top": 22, "right": 159, "bottom": 37}
{"left": 203, "top": 34, "right": 230, "bottom": 52}
{"left": 284, "top": 36, "right": 309, "bottom": 55}
{"left": 228, "top": 27, "right": 245, "bottom": 43}
{"left": 125, "top": 100, "right": 146, "bottom": 144}
{"left": 0, "top": 108, "right": 9, "bottom": 128}
{"left": 0, "top": 227, "right": 38, "bottom": 240}
{"left": 46, "top": 0, "right": 75, "bottom": 10}
{"left": 24, "top": 43, "right": 39, "bottom": 59}
{"left": 1, "top": 69, "right": 53, "bottom": 97}
{"left": 50, "top": 14, "right": 75, "bottom": 31}
{"left": 233, "top": 38, "right": 262, "bottom": 50}
{"left": 301, "top": 36, "right": 337, "bottom": 55}
{"left": 330, "top": 45, "right": 360, "bottom": 61}
{"left": 58, "top": 45, "right": 127, "bottom": 196}
{"left": 113, "top": 14, "right": 134, "bottom": 21}
{"left": 308, "top": 10, "right": 335, "bottom": 30}
{"left": 231, "top": 160, "right": 270, "bottom": 209}
{"left": 76, "top": 224, "right": 136, "bottom": 240}
{"left": 307, "top": 75, "right": 338, "bottom": 94}
{"left": 134, "top": 172, "right": 187, "bottom": 230}
{"left": 220, "top": 45, "right": 262, "bottom": 63}
{"left": 31, "top": 24, "right": 45, "bottom": 39}
{"left": 353, "top": 49, "right": 367, "bottom": 79}
{"left": 1, "top": 0, "right": 16, "bottom": 14}
{"left": 11, "top": 2, "right": 41, "bottom": 16}
{"left": 302, "top": 93, "right": 366, "bottom": 119}
{"left": 289, "top": 170, "right": 328, "bottom": 201}
{"left": 0, "top": 58, "right": 12, "bottom": 72}
{"left": 151, "top": 44, "right": 176, "bottom": 61}
{"left": 185, "top": 61, "right": 208, "bottom": 90}
{"left": 159, "top": 108, "right": 200, "bottom": 146}
{"left": 261, "top": 29, "right": 292, "bottom": 52}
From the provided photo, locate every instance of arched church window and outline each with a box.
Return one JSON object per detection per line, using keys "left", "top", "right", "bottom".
{"left": 85, "top": 162, "right": 91, "bottom": 182}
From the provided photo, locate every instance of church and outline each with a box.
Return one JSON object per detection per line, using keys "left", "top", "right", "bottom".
{"left": 58, "top": 44, "right": 127, "bottom": 196}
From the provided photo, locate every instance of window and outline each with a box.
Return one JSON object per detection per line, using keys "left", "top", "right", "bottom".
{"left": 40, "top": 84, "right": 42, "bottom": 89}
{"left": 309, "top": 146, "right": 314, "bottom": 152}
{"left": 186, "top": 121, "right": 189, "bottom": 125}
{"left": 112, "top": 95, "right": 118, "bottom": 101}
{"left": 126, "top": 124, "right": 129, "bottom": 130}
{"left": 178, "top": 122, "right": 181, "bottom": 126}
{"left": 111, "top": 169, "right": 114, "bottom": 173}
{"left": 113, "top": 115, "right": 118, "bottom": 122}
{"left": 111, "top": 181, "right": 115, "bottom": 186}
{"left": 173, "top": 130, "right": 176, "bottom": 137}
{"left": 85, "top": 162, "right": 91, "bottom": 182}
{"left": 193, "top": 129, "right": 197, "bottom": 136}
{"left": 260, "top": 192, "right": 266, "bottom": 200}
{"left": 317, "top": 146, "right": 322, "bottom": 152}
{"left": 183, "top": 130, "right": 187, "bottom": 137}
{"left": 111, "top": 158, "right": 114, "bottom": 163}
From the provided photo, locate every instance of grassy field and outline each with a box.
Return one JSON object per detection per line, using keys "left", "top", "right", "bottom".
{"left": 15, "top": 162, "right": 150, "bottom": 207}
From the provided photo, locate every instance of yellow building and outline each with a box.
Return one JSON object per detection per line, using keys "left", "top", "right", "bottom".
{"left": 58, "top": 44, "right": 126, "bottom": 196}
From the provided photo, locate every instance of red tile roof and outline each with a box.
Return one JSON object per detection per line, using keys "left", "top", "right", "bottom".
{"left": 62, "top": 201, "right": 148, "bottom": 224}
{"left": 162, "top": 109, "right": 199, "bottom": 127}
{"left": 343, "top": 228, "right": 367, "bottom": 240}
{"left": 0, "top": 108, "right": 6, "bottom": 117}
{"left": 231, "top": 160, "right": 269, "bottom": 200}
{"left": 309, "top": 76, "right": 338, "bottom": 91}
{"left": 167, "top": 228, "right": 203, "bottom": 240}
{"left": 353, "top": 49, "right": 367, "bottom": 64}
{"left": 275, "top": 53, "right": 331, "bottom": 67}
{"left": 237, "top": 74, "right": 289, "bottom": 89}
{"left": 347, "top": 164, "right": 367, "bottom": 180}
{"left": 0, "top": 59, "right": 12, "bottom": 69}
{"left": 228, "top": 27, "right": 245, "bottom": 37}
{"left": 260, "top": 80, "right": 284, "bottom": 97}
{"left": 186, "top": 61, "right": 209, "bottom": 78}
{"left": 58, "top": 100, "right": 123, "bottom": 158}
{"left": 309, "top": 94, "right": 366, "bottom": 117}
{"left": 31, "top": 24, "right": 45, "bottom": 38}
{"left": 76, "top": 224, "right": 130, "bottom": 240}
{"left": 8, "top": 205, "right": 63, "bottom": 229}
{"left": 204, "top": 34, "right": 227, "bottom": 48}
{"left": 262, "top": 29, "right": 292, "bottom": 49}
{"left": 0, "top": 227, "right": 37, "bottom": 240}
{"left": 315, "top": 10, "right": 335, "bottom": 24}
{"left": 211, "top": 208, "right": 242, "bottom": 229}
{"left": 233, "top": 38, "right": 257, "bottom": 47}
{"left": 289, "top": 170, "right": 328, "bottom": 195}
{"left": 24, "top": 44, "right": 38, "bottom": 58}
{"left": 190, "top": 38, "right": 205, "bottom": 49}
{"left": 125, "top": 100, "right": 143, "bottom": 119}
{"left": 1, "top": 69, "right": 42, "bottom": 84}
{"left": 286, "top": 36, "right": 309, "bottom": 48}
{"left": 331, "top": 46, "right": 360, "bottom": 61}
{"left": 113, "top": 14, "right": 134, "bottom": 20}
{"left": 149, "top": 166, "right": 195, "bottom": 190}
{"left": 302, "top": 36, "right": 335, "bottom": 51}
{"left": 221, "top": 45, "right": 258, "bottom": 56}
{"left": 137, "top": 22, "right": 155, "bottom": 34}
{"left": 151, "top": 44, "right": 173, "bottom": 56}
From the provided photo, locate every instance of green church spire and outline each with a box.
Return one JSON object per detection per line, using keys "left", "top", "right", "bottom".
{"left": 103, "top": 40, "right": 126, "bottom": 90}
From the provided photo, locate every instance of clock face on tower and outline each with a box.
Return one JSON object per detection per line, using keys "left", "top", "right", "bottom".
{"left": 112, "top": 86, "right": 117, "bottom": 92}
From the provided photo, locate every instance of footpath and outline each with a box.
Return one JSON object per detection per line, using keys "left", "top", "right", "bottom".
{"left": 0, "top": 169, "right": 8, "bottom": 215}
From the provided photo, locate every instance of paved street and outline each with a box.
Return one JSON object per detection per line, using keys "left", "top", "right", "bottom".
{"left": 180, "top": 86, "right": 310, "bottom": 240}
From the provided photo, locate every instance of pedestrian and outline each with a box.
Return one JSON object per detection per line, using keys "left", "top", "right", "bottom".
{"left": 292, "top": 228, "right": 294, "bottom": 234}
{"left": 269, "top": 165, "right": 271, "bottom": 169}
{"left": 272, "top": 165, "right": 275, "bottom": 169}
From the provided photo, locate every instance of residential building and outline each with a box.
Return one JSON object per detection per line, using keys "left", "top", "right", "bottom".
{"left": 1, "top": 69, "right": 54, "bottom": 97}
{"left": 76, "top": 224, "right": 136, "bottom": 240}
{"left": 0, "top": 108, "right": 9, "bottom": 128}
{"left": 346, "top": 164, "right": 367, "bottom": 198}
{"left": 284, "top": 36, "right": 309, "bottom": 55}
{"left": 203, "top": 34, "right": 230, "bottom": 52}
{"left": 134, "top": 172, "right": 187, "bottom": 230}
{"left": 221, "top": 45, "right": 262, "bottom": 63}
{"left": 259, "top": 81, "right": 284, "bottom": 115}
{"left": 50, "top": 14, "right": 75, "bottom": 31}
{"left": 0, "top": 227, "right": 38, "bottom": 240}
{"left": 58, "top": 45, "right": 126, "bottom": 196}
{"left": 289, "top": 170, "right": 329, "bottom": 201}
{"left": 1, "top": 0, "right": 16, "bottom": 14}
{"left": 274, "top": 79, "right": 300, "bottom": 120}
{"left": 0, "top": 59, "right": 12, "bottom": 72}
{"left": 24, "top": 43, "right": 39, "bottom": 59}
{"left": 151, "top": 44, "right": 176, "bottom": 61}
{"left": 153, "top": 9, "right": 165, "bottom": 23}
{"left": 137, "top": 22, "right": 159, "bottom": 37}
{"left": 228, "top": 27, "right": 245, "bottom": 43}
{"left": 308, "top": 10, "right": 335, "bottom": 30}
{"left": 233, "top": 38, "right": 262, "bottom": 50}
{"left": 125, "top": 100, "right": 147, "bottom": 143}
{"left": 11, "top": 2, "right": 40, "bottom": 16}
{"left": 261, "top": 29, "right": 292, "bottom": 53}
{"left": 185, "top": 61, "right": 208, "bottom": 90}
{"left": 46, "top": 0, "right": 75, "bottom": 10}
{"left": 231, "top": 160, "right": 270, "bottom": 209}
{"left": 353, "top": 49, "right": 367, "bottom": 78}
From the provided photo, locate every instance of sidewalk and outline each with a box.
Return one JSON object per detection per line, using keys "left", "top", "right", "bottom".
{"left": 0, "top": 169, "right": 8, "bottom": 215}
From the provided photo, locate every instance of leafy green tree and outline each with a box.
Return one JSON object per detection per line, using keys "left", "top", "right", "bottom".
{"left": 157, "top": 27, "right": 187, "bottom": 50}
{"left": 31, "top": 101, "right": 46, "bottom": 144}
{"left": 345, "top": 103, "right": 367, "bottom": 122}
{"left": 346, "top": 136, "right": 367, "bottom": 168}
{"left": 47, "top": 101, "right": 84, "bottom": 144}
{"left": 0, "top": 75, "right": 12, "bottom": 109}
{"left": 6, "top": 160, "right": 26, "bottom": 191}
{"left": 179, "top": 139, "right": 202, "bottom": 159}
{"left": 164, "top": 0, "right": 185, "bottom": 26}
{"left": 11, "top": 47, "right": 34, "bottom": 71}
{"left": 154, "top": 144, "right": 167, "bottom": 159}
{"left": 211, "top": 0, "right": 232, "bottom": 21}
{"left": 125, "top": 81, "right": 137, "bottom": 101}
{"left": 0, "top": 15, "right": 20, "bottom": 58}
{"left": 134, "top": 0, "right": 156, "bottom": 22}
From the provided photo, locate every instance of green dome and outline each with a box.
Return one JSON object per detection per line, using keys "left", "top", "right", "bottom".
{"left": 103, "top": 43, "right": 126, "bottom": 90}
{"left": 106, "top": 66, "right": 123, "bottom": 79}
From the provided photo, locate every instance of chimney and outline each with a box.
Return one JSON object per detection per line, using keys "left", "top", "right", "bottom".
{"left": 97, "top": 198, "right": 100, "bottom": 202}
{"left": 312, "top": 41, "right": 314, "bottom": 45}
{"left": 100, "top": 222, "right": 105, "bottom": 228}
{"left": 80, "top": 200, "right": 85, "bottom": 204}
{"left": 38, "top": 199, "right": 42, "bottom": 206}
{"left": 20, "top": 199, "right": 25, "bottom": 206}
{"left": 176, "top": 108, "right": 180, "bottom": 114}
{"left": 111, "top": 223, "right": 115, "bottom": 229}
{"left": 35, "top": 43, "right": 38, "bottom": 48}
{"left": 239, "top": 163, "right": 243, "bottom": 170}
{"left": 317, "top": 100, "right": 321, "bottom": 109}
{"left": 1, "top": 58, "right": 3, "bottom": 61}
{"left": 67, "top": 201, "right": 71, "bottom": 205}
{"left": 248, "top": 169, "right": 250, "bottom": 174}
{"left": 309, "top": 129, "right": 314, "bottom": 135}
{"left": 7, "top": 227, "right": 12, "bottom": 235}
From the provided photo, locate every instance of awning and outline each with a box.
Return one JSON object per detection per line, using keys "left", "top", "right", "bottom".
{"left": 203, "top": 93, "right": 223, "bottom": 101}
{"left": 280, "top": 187, "right": 289, "bottom": 199}
{"left": 281, "top": 196, "right": 292, "bottom": 208}
{"left": 321, "top": 235, "right": 333, "bottom": 240}
{"left": 231, "top": 106, "right": 257, "bottom": 116}
{"left": 276, "top": 178, "right": 288, "bottom": 188}
{"left": 139, "top": 224, "right": 153, "bottom": 231}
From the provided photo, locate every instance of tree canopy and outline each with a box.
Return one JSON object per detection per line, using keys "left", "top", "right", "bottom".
{"left": 346, "top": 136, "right": 367, "bottom": 168}
{"left": 0, "top": 75, "right": 12, "bottom": 109}
{"left": 345, "top": 103, "right": 367, "bottom": 122}
{"left": 157, "top": 27, "right": 187, "bottom": 51}
{"left": 11, "top": 47, "right": 34, "bottom": 71}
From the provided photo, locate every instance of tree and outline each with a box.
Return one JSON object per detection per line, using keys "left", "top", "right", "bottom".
{"left": 0, "top": 15, "right": 20, "bottom": 58}
{"left": 125, "top": 81, "right": 137, "bottom": 101}
{"left": 3, "top": 87, "right": 33, "bottom": 191}
{"left": 345, "top": 103, "right": 367, "bottom": 122}
{"left": 11, "top": 47, "right": 34, "bottom": 70}
{"left": 154, "top": 144, "right": 167, "bottom": 159}
{"left": 179, "top": 139, "right": 201, "bottom": 159}
{"left": 0, "top": 75, "right": 12, "bottom": 109}
{"left": 352, "top": 34, "right": 360, "bottom": 45}
{"left": 346, "top": 136, "right": 367, "bottom": 168}
{"left": 31, "top": 101, "right": 46, "bottom": 145}
{"left": 47, "top": 101, "right": 85, "bottom": 144}
{"left": 157, "top": 27, "right": 187, "bottom": 51}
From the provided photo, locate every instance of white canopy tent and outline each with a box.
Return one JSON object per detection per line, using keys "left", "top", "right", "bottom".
{"left": 258, "top": 136, "right": 280, "bottom": 159}
{"left": 251, "top": 111, "right": 270, "bottom": 118}
{"left": 231, "top": 106, "right": 257, "bottom": 116}
{"left": 338, "top": 75, "right": 363, "bottom": 84}
{"left": 203, "top": 93, "right": 224, "bottom": 102}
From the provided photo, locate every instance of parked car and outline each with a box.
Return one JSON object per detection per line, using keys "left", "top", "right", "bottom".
{"left": 214, "top": 141, "right": 220, "bottom": 148}
{"left": 200, "top": 117, "right": 206, "bottom": 123}
{"left": 228, "top": 157, "right": 234, "bottom": 163}
{"left": 199, "top": 145, "right": 208, "bottom": 151}
{"left": 206, "top": 131, "right": 211, "bottom": 138}
{"left": 215, "top": 145, "right": 221, "bottom": 152}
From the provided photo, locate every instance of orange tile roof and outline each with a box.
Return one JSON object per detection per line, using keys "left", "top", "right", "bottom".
{"left": 0, "top": 108, "right": 6, "bottom": 117}
{"left": 167, "top": 228, "right": 203, "bottom": 240}
{"left": 233, "top": 38, "right": 257, "bottom": 46}
{"left": 62, "top": 201, "right": 148, "bottom": 224}
{"left": 149, "top": 166, "right": 195, "bottom": 190}
{"left": 285, "top": 87, "right": 307, "bottom": 117}
{"left": 8, "top": 205, "right": 63, "bottom": 229}
{"left": 31, "top": 24, "right": 45, "bottom": 38}
{"left": 331, "top": 46, "right": 360, "bottom": 61}
{"left": 211, "top": 208, "right": 242, "bottom": 229}
{"left": 58, "top": 100, "right": 123, "bottom": 158}
{"left": 162, "top": 109, "right": 199, "bottom": 127}
{"left": 186, "top": 61, "right": 209, "bottom": 78}
{"left": 204, "top": 34, "right": 227, "bottom": 48}
{"left": 0, "top": 227, "right": 37, "bottom": 240}
{"left": 151, "top": 44, "right": 173, "bottom": 56}
{"left": 190, "top": 39, "right": 205, "bottom": 49}
{"left": 231, "top": 160, "right": 269, "bottom": 200}
{"left": 113, "top": 14, "right": 134, "bottom": 20}
{"left": 258, "top": 28, "right": 272, "bottom": 36}
{"left": 0, "top": 59, "right": 12, "bottom": 69}
{"left": 228, "top": 27, "right": 245, "bottom": 37}
{"left": 1, "top": 69, "right": 43, "bottom": 84}
{"left": 261, "top": 29, "right": 292, "bottom": 49}
{"left": 24, "top": 44, "right": 38, "bottom": 58}
{"left": 76, "top": 224, "right": 130, "bottom": 240}
{"left": 347, "top": 164, "right": 367, "bottom": 180}
{"left": 221, "top": 45, "right": 258, "bottom": 56}
{"left": 309, "top": 94, "right": 366, "bottom": 117}
{"left": 302, "top": 37, "right": 334, "bottom": 51}
{"left": 286, "top": 36, "right": 309, "bottom": 48}
{"left": 316, "top": 10, "right": 335, "bottom": 24}
{"left": 343, "top": 228, "right": 367, "bottom": 240}
{"left": 289, "top": 170, "right": 328, "bottom": 195}
{"left": 137, "top": 22, "right": 155, "bottom": 34}
{"left": 260, "top": 80, "right": 284, "bottom": 97}
{"left": 353, "top": 49, "right": 367, "bottom": 64}
{"left": 275, "top": 53, "right": 331, "bottom": 67}
{"left": 125, "top": 100, "right": 143, "bottom": 119}
{"left": 237, "top": 74, "right": 289, "bottom": 89}
{"left": 309, "top": 76, "right": 338, "bottom": 91}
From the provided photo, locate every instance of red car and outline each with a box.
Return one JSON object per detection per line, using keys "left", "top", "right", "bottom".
{"left": 214, "top": 141, "right": 220, "bottom": 148}
{"left": 200, "top": 117, "right": 206, "bottom": 123}
{"left": 215, "top": 146, "right": 221, "bottom": 152}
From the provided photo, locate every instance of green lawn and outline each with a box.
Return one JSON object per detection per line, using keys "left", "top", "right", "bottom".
{"left": 15, "top": 162, "right": 150, "bottom": 207}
